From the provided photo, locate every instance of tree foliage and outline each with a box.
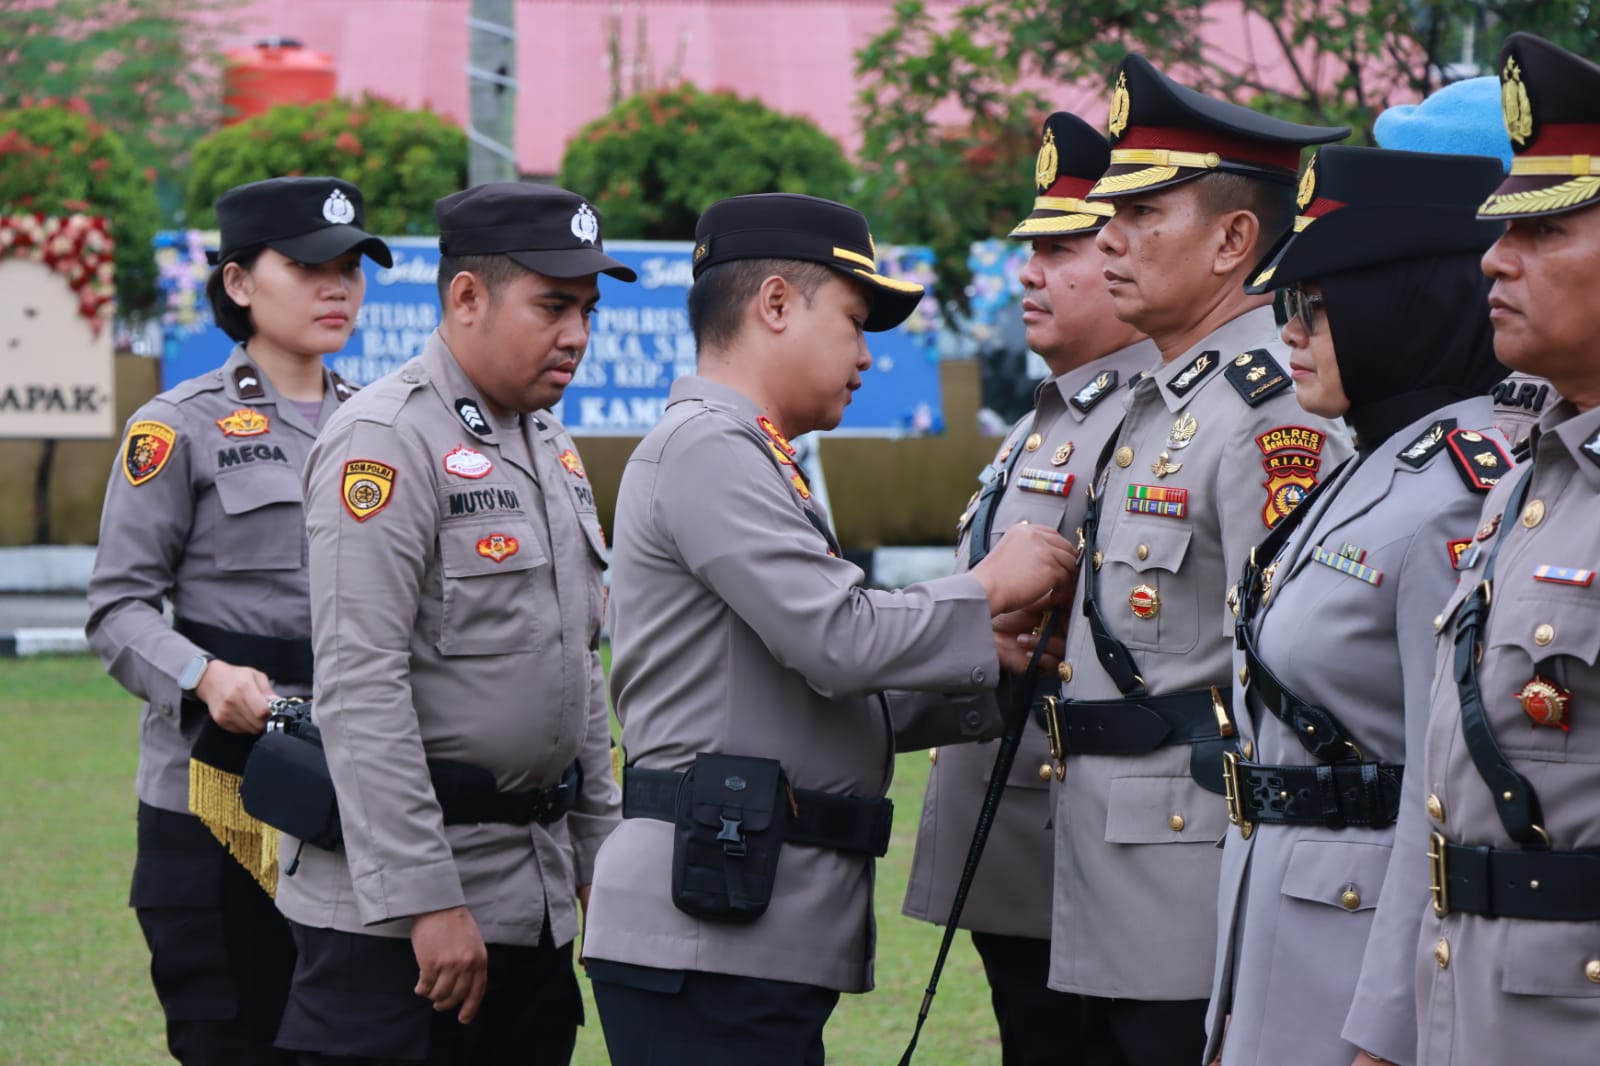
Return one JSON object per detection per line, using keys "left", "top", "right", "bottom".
{"left": 558, "top": 85, "right": 856, "bottom": 240}
{"left": 0, "top": 103, "right": 162, "bottom": 314}
{"left": 185, "top": 96, "right": 468, "bottom": 235}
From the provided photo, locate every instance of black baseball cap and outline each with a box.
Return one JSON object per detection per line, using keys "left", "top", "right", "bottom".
{"left": 1245, "top": 146, "right": 1505, "bottom": 294}
{"left": 1478, "top": 32, "right": 1600, "bottom": 220}
{"left": 435, "top": 182, "right": 637, "bottom": 282}
{"left": 210, "top": 176, "right": 392, "bottom": 267}
{"left": 1009, "top": 112, "right": 1115, "bottom": 238}
{"left": 691, "top": 192, "right": 924, "bottom": 332}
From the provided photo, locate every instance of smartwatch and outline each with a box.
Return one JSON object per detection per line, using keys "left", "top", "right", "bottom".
{"left": 178, "top": 653, "right": 214, "bottom": 694}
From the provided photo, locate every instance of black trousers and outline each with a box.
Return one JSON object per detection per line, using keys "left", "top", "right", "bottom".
{"left": 969, "top": 931, "right": 1090, "bottom": 1066}
{"left": 588, "top": 959, "right": 839, "bottom": 1066}
{"left": 276, "top": 919, "right": 582, "bottom": 1066}
{"left": 1077, "top": 994, "right": 1209, "bottom": 1066}
{"left": 131, "top": 802, "right": 298, "bottom": 1066}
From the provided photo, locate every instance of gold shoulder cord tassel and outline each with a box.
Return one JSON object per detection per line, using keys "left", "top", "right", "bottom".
{"left": 189, "top": 756, "right": 279, "bottom": 896}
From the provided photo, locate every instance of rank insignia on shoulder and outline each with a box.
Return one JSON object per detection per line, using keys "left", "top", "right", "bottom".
{"left": 1447, "top": 538, "right": 1474, "bottom": 569}
{"left": 1071, "top": 370, "right": 1119, "bottom": 412}
{"left": 1224, "top": 349, "right": 1290, "bottom": 406}
{"left": 122, "top": 420, "right": 177, "bottom": 486}
{"left": 768, "top": 441, "right": 795, "bottom": 467}
{"left": 1125, "top": 484, "right": 1187, "bottom": 518}
{"left": 341, "top": 459, "right": 396, "bottom": 522}
{"left": 215, "top": 408, "right": 269, "bottom": 438}
{"left": 1166, "top": 351, "right": 1218, "bottom": 397}
{"left": 758, "top": 416, "right": 797, "bottom": 457}
{"left": 233, "top": 365, "right": 266, "bottom": 400}
{"left": 1311, "top": 545, "right": 1383, "bottom": 586}
{"left": 1398, "top": 419, "right": 1456, "bottom": 467}
{"left": 442, "top": 444, "right": 493, "bottom": 479}
{"left": 789, "top": 472, "right": 811, "bottom": 500}
{"left": 1444, "top": 428, "right": 1510, "bottom": 493}
{"left": 1018, "top": 468, "right": 1076, "bottom": 497}
{"left": 455, "top": 398, "right": 492, "bottom": 437}
{"left": 476, "top": 533, "right": 520, "bottom": 563}
{"left": 559, "top": 449, "right": 587, "bottom": 478}
{"left": 1533, "top": 564, "right": 1595, "bottom": 587}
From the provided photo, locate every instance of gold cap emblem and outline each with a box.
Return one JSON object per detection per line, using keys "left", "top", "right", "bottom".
{"left": 1035, "top": 127, "right": 1059, "bottom": 190}
{"left": 1297, "top": 156, "right": 1317, "bottom": 211}
{"left": 1503, "top": 56, "right": 1534, "bottom": 148}
{"left": 1108, "top": 71, "right": 1131, "bottom": 139}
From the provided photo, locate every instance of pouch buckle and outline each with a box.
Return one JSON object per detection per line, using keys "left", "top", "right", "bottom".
{"left": 1042, "top": 696, "right": 1064, "bottom": 761}
{"left": 1428, "top": 830, "right": 1449, "bottom": 917}
{"left": 1223, "top": 750, "right": 1253, "bottom": 840}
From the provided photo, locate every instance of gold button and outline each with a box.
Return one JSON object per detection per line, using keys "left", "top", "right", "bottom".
{"left": 1024, "top": 432, "right": 1043, "bottom": 452}
{"left": 1092, "top": 551, "right": 1103, "bottom": 570}
{"left": 1522, "top": 499, "right": 1545, "bottom": 528}
{"left": 1136, "top": 544, "right": 1149, "bottom": 561}
{"left": 1433, "top": 613, "right": 1444, "bottom": 632}
{"left": 1340, "top": 889, "right": 1360, "bottom": 910}
{"left": 1239, "top": 665, "right": 1249, "bottom": 685}
{"left": 928, "top": 748, "right": 938, "bottom": 765}
{"left": 1058, "top": 662, "right": 1073, "bottom": 683}
{"left": 1435, "top": 938, "right": 1450, "bottom": 969}
{"left": 1115, "top": 446, "right": 1134, "bottom": 468}
{"left": 1586, "top": 960, "right": 1600, "bottom": 984}
{"left": 1426, "top": 794, "right": 1444, "bottom": 823}
{"left": 1168, "top": 814, "right": 1185, "bottom": 831}
{"left": 1242, "top": 740, "right": 1254, "bottom": 759}
{"left": 1039, "top": 763, "right": 1054, "bottom": 782}
{"left": 1535, "top": 623, "right": 1554, "bottom": 646}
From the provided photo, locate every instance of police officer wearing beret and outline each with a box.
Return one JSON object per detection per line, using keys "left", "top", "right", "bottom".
{"left": 1412, "top": 34, "right": 1600, "bottom": 1066}
{"left": 1204, "top": 145, "right": 1511, "bottom": 1066}
{"left": 581, "top": 192, "right": 1079, "bottom": 1064}
{"left": 276, "top": 183, "right": 624, "bottom": 1064}
{"left": 86, "top": 176, "right": 390, "bottom": 1064}
{"left": 1041, "top": 54, "right": 1354, "bottom": 1064}
{"left": 900, "top": 112, "right": 1156, "bottom": 1066}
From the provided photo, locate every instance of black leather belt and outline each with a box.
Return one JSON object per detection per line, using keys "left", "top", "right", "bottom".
{"left": 1222, "top": 757, "right": 1403, "bottom": 829}
{"left": 1429, "top": 833, "right": 1600, "bottom": 920}
{"left": 433, "top": 757, "right": 582, "bottom": 827}
{"left": 623, "top": 767, "right": 893, "bottom": 857}
{"left": 1036, "top": 688, "right": 1234, "bottom": 795}
{"left": 176, "top": 618, "right": 314, "bottom": 686}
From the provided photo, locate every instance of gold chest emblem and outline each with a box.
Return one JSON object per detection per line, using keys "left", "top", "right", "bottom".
{"left": 1035, "top": 127, "right": 1059, "bottom": 190}
{"left": 1502, "top": 56, "right": 1533, "bottom": 148}
{"left": 1108, "top": 71, "right": 1131, "bottom": 139}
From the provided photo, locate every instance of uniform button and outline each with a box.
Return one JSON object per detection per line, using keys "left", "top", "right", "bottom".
{"left": 1434, "top": 937, "right": 1450, "bottom": 969}
{"left": 1039, "top": 764, "right": 1054, "bottom": 782}
{"left": 1115, "top": 446, "right": 1134, "bottom": 468}
{"left": 970, "top": 668, "right": 987, "bottom": 685}
{"left": 401, "top": 372, "right": 419, "bottom": 384}
{"left": 1534, "top": 623, "right": 1555, "bottom": 646}
{"left": 928, "top": 748, "right": 938, "bottom": 765}
{"left": 1058, "top": 662, "right": 1073, "bottom": 683}
{"left": 1340, "top": 889, "right": 1360, "bottom": 910}
{"left": 1433, "top": 614, "right": 1444, "bottom": 632}
{"left": 1586, "top": 960, "right": 1600, "bottom": 984}
{"left": 1092, "top": 551, "right": 1103, "bottom": 570}
{"left": 1521, "top": 499, "right": 1545, "bottom": 528}
{"left": 963, "top": 709, "right": 983, "bottom": 730}
{"left": 1168, "top": 814, "right": 1185, "bottom": 832}
{"left": 1426, "top": 794, "right": 1445, "bottom": 823}
{"left": 1024, "top": 432, "right": 1043, "bottom": 452}
{"left": 1136, "top": 544, "right": 1149, "bottom": 561}
{"left": 1238, "top": 665, "right": 1249, "bottom": 685}
{"left": 1242, "top": 740, "right": 1254, "bottom": 759}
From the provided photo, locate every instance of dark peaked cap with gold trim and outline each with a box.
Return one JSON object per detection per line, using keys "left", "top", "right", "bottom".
{"left": 1009, "top": 112, "right": 1115, "bottom": 238}
{"left": 1479, "top": 32, "right": 1600, "bottom": 219}
{"left": 1089, "top": 53, "right": 1348, "bottom": 199}
{"left": 692, "top": 192, "right": 925, "bottom": 332}
{"left": 1246, "top": 146, "right": 1505, "bottom": 294}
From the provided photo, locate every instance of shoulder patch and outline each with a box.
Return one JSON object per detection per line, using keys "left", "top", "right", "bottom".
{"left": 341, "top": 459, "right": 396, "bottom": 521}
{"left": 122, "top": 420, "right": 178, "bottom": 486}
{"left": 1071, "top": 369, "right": 1119, "bottom": 413}
{"left": 1397, "top": 418, "right": 1457, "bottom": 468}
{"left": 1490, "top": 377, "right": 1550, "bottom": 414}
{"left": 1166, "top": 350, "right": 1219, "bottom": 398}
{"left": 1444, "top": 428, "right": 1511, "bottom": 493}
{"left": 1224, "top": 349, "right": 1291, "bottom": 406}
{"left": 1446, "top": 538, "right": 1473, "bottom": 569}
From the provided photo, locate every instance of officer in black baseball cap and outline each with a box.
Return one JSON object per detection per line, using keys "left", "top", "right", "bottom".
{"left": 208, "top": 176, "right": 393, "bottom": 267}
{"left": 437, "top": 181, "right": 636, "bottom": 281}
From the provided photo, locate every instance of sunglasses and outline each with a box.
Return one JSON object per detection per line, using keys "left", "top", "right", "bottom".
{"left": 1275, "top": 286, "right": 1327, "bottom": 334}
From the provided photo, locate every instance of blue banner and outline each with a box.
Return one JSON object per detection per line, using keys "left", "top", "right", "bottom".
{"left": 156, "top": 233, "right": 944, "bottom": 437}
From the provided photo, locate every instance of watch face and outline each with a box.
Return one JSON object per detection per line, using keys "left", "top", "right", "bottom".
{"left": 181, "top": 655, "right": 211, "bottom": 691}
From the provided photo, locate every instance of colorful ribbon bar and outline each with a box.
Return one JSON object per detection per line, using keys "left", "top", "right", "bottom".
{"left": 1533, "top": 564, "right": 1595, "bottom": 587}
{"left": 1017, "top": 468, "right": 1076, "bottom": 496}
{"left": 1125, "top": 483, "right": 1188, "bottom": 518}
{"left": 1312, "top": 545, "right": 1383, "bottom": 586}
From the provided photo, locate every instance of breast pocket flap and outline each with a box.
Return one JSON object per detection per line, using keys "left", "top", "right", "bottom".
{"left": 1279, "top": 837, "right": 1390, "bottom": 912}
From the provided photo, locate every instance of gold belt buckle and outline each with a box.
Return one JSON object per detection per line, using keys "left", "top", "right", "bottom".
{"left": 1428, "top": 831, "right": 1450, "bottom": 916}
{"left": 1222, "top": 750, "right": 1253, "bottom": 840}
{"left": 1042, "top": 696, "right": 1064, "bottom": 761}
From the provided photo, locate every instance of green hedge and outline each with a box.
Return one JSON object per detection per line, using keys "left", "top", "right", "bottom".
{"left": 185, "top": 95, "right": 467, "bottom": 235}
{"left": 559, "top": 85, "right": 856, "bottom": 239}
{"left": 0, "top": 103, "right": 162, "bottom": 315}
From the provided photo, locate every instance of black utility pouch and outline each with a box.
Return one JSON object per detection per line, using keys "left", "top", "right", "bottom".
{"left": 670, "top": 753, "right": 789, "bottom": 924}
{"left": 239, "top": 701, "right": 342, "bottom": 851}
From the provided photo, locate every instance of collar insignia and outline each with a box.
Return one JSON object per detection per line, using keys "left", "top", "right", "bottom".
{"left": 455, "top": 397, "right": 492, "bottom": 437}
{"left": 1071, "top": 369, "right": 1118, "bottom": 413}
{"left": 1166, "top": 351, "right": 1217, "bottom": 397}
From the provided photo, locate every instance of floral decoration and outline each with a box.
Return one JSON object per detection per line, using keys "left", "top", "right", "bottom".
{"left": 0, "top": 212, "right": 116, "bottom": 335}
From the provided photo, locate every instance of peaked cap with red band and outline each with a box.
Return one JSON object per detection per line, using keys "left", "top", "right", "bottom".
{"left": 1088, "top": 53, "right": 1348, "bottom": 200}
{"left": 1008, "top": 112, "right": 1116, "bottom": 238}
{"left": 1479, "top": 32, "right": 1600, "bottom": 220}
{"left": 1246, "top": 145, "right": 1505, "bottom": 294}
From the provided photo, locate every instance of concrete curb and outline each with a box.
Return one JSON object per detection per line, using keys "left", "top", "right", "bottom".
{"left": 0, "top": 546, "right": 97, "bottom": 593}
{"left": 0, "top": 627, "right": 90, "bottom": 657}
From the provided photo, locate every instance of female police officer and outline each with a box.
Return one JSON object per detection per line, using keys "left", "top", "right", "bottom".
{"left": 86, "top": 177, "right": 390, "bottom": 1065}
{"left": 1201, "top": 146, "right": 1511, "bottom": 1066}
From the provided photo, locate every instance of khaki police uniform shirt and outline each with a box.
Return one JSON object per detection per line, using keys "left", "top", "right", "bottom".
{"left": 902, "top": 340, "right": 1157, "bottom": 939}
{"left": 1491, "top": 371, "right": 1557, "bottom": 453}
{"left": 583, "top": 375, "right": 1000, "bottom": 993}
{"left": 1413, "top": 401, "right": 1600, "bottom": 1066}
{"left": 1049, "top": 306, "right": 1355, "bottom": 1000}
{"left": 276, "top": 331, "right": 619, "bottom": 950}
{"left": 87, "top": 345, "right": 350, "bottom": 813}
{"left": 1204, "top": 399, "right": 1507, "bottom": 1066}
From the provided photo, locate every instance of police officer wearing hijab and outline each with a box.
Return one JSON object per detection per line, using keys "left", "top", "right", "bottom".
{"left": 1205, "top": 145, "right": 1510, "bottom": 1066}
{"left": 86, "top": 177, "right": 390, "bottom": 1065}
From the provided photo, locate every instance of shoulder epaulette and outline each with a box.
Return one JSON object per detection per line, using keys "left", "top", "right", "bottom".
{"left": 233, "top": 364, "right": 266, "bottom": 399}
{"left": 1166, "top": 350, "right": 1219, "bottom": 398}
{"left": 1070, "top": 368, "right": 1119, "bottom": 413}
{"left": 347, "top": 372, "right": 424, "bottom": 428}
{"left": 1223, "top": 349, "right": 1291, "bottom": 406}
{"left": 329, "top": 371, "right": 359, "bottom": 402}
{"left": 1444, "top": 427, "right": 1512, "bottom": 493}
{"left": 158, "top": 369, "right": 227, "bottom": 405}
{"left": 1396, "top": 419, "right": 1457, "bottom": 468}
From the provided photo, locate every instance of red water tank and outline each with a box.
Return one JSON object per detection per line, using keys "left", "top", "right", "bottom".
{"left": 222, "top": 37, "right": 337, "bottom": 125}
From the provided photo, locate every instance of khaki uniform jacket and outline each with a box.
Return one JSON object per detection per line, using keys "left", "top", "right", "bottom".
{"left": 902, "top": 341, "right": 1158, "bottom": 939}
{"left": 1490, "top": 371, "right": 1557, "bottom": 453}
{"left": 277, "top": 332, "right": 619, "bottom": 950}
{"left": 1204, "top": 399, "right": 1506, "bottom": 1066}
{"left": 87, "top": 345, "right": 351, "bottom": 813}
{"left": 583, "top": 375, "right": 1000, "bottom": 993}
{"left": 1049, "top": 306, "right": 1354, "bottom": 1000}
{"left": 1413, "top": 402, "right": 1600, "bottom": 1066}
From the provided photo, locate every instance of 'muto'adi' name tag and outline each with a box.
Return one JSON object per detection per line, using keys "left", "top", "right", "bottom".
{"left": 1125, "top": 484, "right": 1187, "bottom": 518}
{"left": 1533, "top": 564, "right": 1595, "bottom": 587}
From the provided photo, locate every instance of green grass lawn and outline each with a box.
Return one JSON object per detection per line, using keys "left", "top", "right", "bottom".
{"left": 0, "top": 655, "right": 1001, "bottom": 1064}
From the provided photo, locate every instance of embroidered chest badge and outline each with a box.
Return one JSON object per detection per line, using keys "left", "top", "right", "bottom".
{"left": 476, "top": 533, "right": 520, "bottom": 563}
{"left": 442, "top": 444, "right": 493, "bottom": 479}
{"left": 215, "top": 408, "right": 269, "bottom": 438}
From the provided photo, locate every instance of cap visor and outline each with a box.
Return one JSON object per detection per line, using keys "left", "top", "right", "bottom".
{"left": 1007, "top": 211, "right": 1108, "bottom": 239}
{"left": 507, "top": 247, "right": 638, "bottom": 283}
{"left": 1087, "top": 164, "right": 1211, "bottom": 200}
{"left": 831, "top": 266, "right": 925, "bottom": 332}
{"left": 1246, "top": 205, "right": 1504, "bottom": 294}
{"left": 270, "top": 227, "right": 394, "bottom": 268}
{"left": 1477, "top": 174, "right": 1600, "bottom": 220}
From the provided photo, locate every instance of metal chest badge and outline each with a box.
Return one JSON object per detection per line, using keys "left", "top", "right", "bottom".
{"left": 1516, "top": 675, "right": 1571, "bottom": 730}
{"left": 215, "top": 408, "right": 270, "bottom": 438}
{"left": 1168, "top": 412, "right": 1198, "bottom": 450}
{"left": 1129, "top": 584, "right": 1160, "bottom": 619}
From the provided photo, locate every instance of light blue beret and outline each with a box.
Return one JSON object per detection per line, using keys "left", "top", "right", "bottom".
{"left": 1373, "top": 76, "right": 1513, "bottom": 173}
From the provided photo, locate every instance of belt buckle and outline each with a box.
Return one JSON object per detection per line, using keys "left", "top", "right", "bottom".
{"left": 1428, "top": 831, "right": 1449, "bottom": 917}
{"left": 1042, "top": 696, "right": 1064, "bottom": 761}
{"left": 1222, "top": 750, "right": 1253, "bottom": 840}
